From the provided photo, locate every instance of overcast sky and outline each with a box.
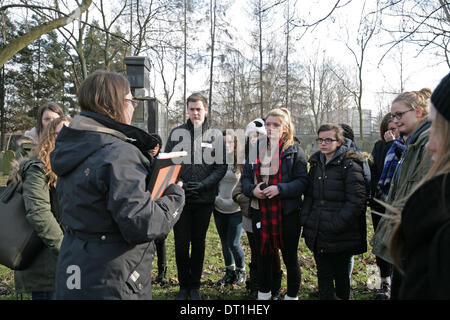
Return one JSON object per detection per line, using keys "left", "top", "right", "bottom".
{"left": 182, "top": 0, "right": 448, "bottom": 113}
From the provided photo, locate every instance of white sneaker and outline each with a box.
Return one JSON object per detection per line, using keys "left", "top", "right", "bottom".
{"left": 283, "top": 295, "right": 299, "bottom": 300}
{"left": 257, "top": 291, "right": 272, "bottom": 300}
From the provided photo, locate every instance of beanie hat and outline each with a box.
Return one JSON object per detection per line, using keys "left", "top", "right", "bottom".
{"left": 245, "top": 118, "right": 266, "bottom": 137}
{"left": 340, "top": 123, "right": 354, "bottom": 141}
{"left": 431, "top": 72, "right": 450, "bottom": 122}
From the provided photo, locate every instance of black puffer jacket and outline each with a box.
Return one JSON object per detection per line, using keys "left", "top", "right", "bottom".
{"left": 50, "top": 111, "right": 185, "bottom": 300}
{"left": 164, "top": 118, "right": 227, "bottom": 204}
{"left": 300, "top": 145, "right": 367, "bottom": 254}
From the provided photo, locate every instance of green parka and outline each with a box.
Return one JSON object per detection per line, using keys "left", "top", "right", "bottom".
{"left": 371, "top": 121, "right": 432, "bottom": 264}
{"left": 14, "top": 158, "right": 63, "bottom": 294}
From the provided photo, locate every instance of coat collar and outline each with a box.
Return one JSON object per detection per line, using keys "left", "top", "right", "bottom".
{"left": 79, "top": 110, "right": 161, "bottom": 155}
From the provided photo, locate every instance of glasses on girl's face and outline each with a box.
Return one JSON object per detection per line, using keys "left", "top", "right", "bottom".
{"left": 391, "top": 109, "right": 414, "bottom": 120}
{"left": 316, "top": 138, "right": 338, "bottom": 144}
{"left": 125, "top": 98, "right": 139, "bottom": 108}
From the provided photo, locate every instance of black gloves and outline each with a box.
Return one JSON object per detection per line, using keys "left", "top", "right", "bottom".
{"left": 183, "top": 182, "right": 204, "bottom": 199}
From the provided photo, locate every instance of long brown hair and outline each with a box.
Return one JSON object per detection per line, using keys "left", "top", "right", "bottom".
{"left": 390, "top": 110, "right": 450, "bottom": 271}
{"left": 78, "top": 70, "right": 130, "bottom": 123}
{"left": 34, "top": 117, "right": 71, "bottom": 188}
{"left": 36, "top": 102, "right": 64, "bottom": 137}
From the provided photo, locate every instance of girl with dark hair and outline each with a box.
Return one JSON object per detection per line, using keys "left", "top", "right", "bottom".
{"left": 301, "top": 124, "right": 368, "bottom": 300}
{"left": 214, "top": 131, "right": 246, "bottom": 287}
{"left": 369, "top": 112, "right": 399, "bottom": 299}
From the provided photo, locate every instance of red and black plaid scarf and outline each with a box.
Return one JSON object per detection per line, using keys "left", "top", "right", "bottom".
{"left": 254, "top": 139, "right": 284, "bottom": 255}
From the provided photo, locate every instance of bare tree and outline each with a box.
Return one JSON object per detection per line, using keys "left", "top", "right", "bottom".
{"left": 344, "top": 0, "right": 380, "bottom": 140}
{"left": 377, "top": 0, "right": 450, "bottom": 67}
{"left": 0, "top": 0, "right": 93, "bottom": 67}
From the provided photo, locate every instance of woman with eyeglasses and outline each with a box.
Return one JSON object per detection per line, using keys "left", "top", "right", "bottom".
{"left": 389, "top": 72, "right": 450, "bottom": 299}
{"left": 50, "top": 70, "right": 185, "bottom": 299}
{"left": 371, "top": 88, "right": 433, "bottom": 300}
{"left": 300, "top": 124, "right": 368, "bottom": 300}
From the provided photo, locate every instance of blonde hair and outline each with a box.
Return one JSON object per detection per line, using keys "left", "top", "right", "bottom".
{"left": 33, "top": 117, "right": 71, "bottom": 188}
{"left": 265, "top": 108, "right": 295, "bottom": 151}
{"left": 392, "top": 88, "right": 431, "bottom": 119}
{"left": 390, "top": 110, "right": 450, "bottom": 271}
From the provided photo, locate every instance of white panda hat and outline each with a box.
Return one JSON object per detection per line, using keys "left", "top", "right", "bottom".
{"left": 245, "top": 118, "right": 266, "bottom": 137}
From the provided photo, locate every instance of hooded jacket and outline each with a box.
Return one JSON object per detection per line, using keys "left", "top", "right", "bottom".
{"left": 300, "top": 145, "right": 368, "bottom": 254}
{"left": 50, "top": 111, "right": 185, "bottom": 300}
{"left": 13, "top": 157, "right": 63, "bottom": 293}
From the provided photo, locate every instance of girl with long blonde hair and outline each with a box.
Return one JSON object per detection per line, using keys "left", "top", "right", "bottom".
{"left": 389, "top": 73, "right": 450, "bottom": 299}
{"left": 241, "top": 107, "right": 308, "bottom": 300}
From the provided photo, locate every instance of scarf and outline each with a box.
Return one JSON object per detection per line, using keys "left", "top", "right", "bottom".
{"left": 254, "top": 139, "right": 284, "bottom": 255}
{"left": 376, "top": 137, "right": 406, "bottom": 200}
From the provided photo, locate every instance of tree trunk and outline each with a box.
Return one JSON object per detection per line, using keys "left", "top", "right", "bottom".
{"left": 259, "top": 3, "right": 263, "bottom": 118}
{"left": 183, "top": 0, "right": 187, "bottom": 122}
{"left": 208, "top": 0, "right": 216, "bottom": 121}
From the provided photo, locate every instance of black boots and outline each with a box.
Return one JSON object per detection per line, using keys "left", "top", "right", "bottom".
{"left": 155, "top": 266, "right": 169, "bottom": 286}
{"left": 217, "top": 268, "right": 247, "bottom": 286}
{"left": 217, "top": 268, "right": 236, "bottom": 286}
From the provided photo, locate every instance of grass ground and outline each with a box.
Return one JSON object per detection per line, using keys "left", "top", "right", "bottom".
{"left": 0, "top": 210, "right": 380, "bottom": 300}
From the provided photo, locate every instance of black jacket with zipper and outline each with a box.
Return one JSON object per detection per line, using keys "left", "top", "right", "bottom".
{"left": 300, "top": 145, "right": 367, "bottom": 255}
{"left": 241, "top": 142, "right": 309, "bottom": 216}
{"left": 164, "top": 118, "right": 227, "bottom": 204}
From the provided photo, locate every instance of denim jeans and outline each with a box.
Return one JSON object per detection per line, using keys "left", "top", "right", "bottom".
{"left": 213, "top": 210, "right": 245, "bottom": 269}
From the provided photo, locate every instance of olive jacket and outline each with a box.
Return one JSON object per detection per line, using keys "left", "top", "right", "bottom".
{"left": 371, "top": 121, "right": 432, "bottom": 263}
{"left": 14, "top": 157, "right": 64, "bottom": 293}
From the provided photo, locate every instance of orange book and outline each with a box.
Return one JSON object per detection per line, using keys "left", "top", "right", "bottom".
{"left": 148, "top": 152, "right": 187, "bottom": 200}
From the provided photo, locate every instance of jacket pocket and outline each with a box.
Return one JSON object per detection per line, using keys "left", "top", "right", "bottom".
{"left": 125, "top": 242, "right": 154, "bottom": 294}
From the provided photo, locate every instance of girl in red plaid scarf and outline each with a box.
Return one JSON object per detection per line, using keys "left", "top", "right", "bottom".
{"left": 241, "top": 108, "right": 309, "bottom": 300}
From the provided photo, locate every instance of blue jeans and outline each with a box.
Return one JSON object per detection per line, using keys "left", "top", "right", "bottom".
{"left": 213, "top": 210, "right": 245, "bottom": 269}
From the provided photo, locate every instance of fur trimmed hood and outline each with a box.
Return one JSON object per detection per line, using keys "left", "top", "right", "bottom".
{"left": 346, "top": 149, "right": 373, "bottom": 166}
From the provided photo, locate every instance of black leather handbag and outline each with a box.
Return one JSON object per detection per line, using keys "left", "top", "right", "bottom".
{"left": 0, "top": 161, "right": 43, "bottom": 270}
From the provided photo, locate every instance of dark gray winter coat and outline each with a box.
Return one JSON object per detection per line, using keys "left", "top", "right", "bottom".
{"left": 300, "top": 145, "right": 368, "bottom": 254}
{"left": 164, "top": 118, "right": 227, "bottom": 204}
{"left": 50, "top": 111, "right": 185, "bottom": 300}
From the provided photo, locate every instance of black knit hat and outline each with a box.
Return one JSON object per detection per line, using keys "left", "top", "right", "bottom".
{"left": 431, "top": 72, "right": 450, "bottom": 122}
{"left": 339, "top": 123, "right": 354, "bottom": 141}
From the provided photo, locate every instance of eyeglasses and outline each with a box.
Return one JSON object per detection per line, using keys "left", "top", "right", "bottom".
{"left": 316, "top": 138, "right": 338, "bottom": 144}
{"left": 125, "top": 98, "right": 139, "bottom": 108}
{"left": 391, "top": 109, "right": 414, "bottom": 120}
